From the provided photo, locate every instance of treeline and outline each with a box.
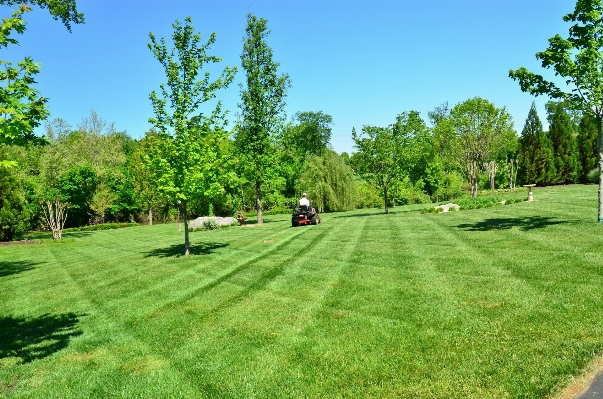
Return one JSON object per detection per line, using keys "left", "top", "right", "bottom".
{"left": 1, "top": 6, "right": 600, "bottom": 242}
{"left": 2, "top": 97, "right": 597, "bottom": 241}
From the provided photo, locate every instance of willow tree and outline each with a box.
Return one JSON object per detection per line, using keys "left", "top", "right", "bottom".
{"left": 235, "top": 14, "right": 290, "bottom": 225}
{"left": 147, "top": 17, "right": 236, "bottom": 256}
{"left": 509, "top": 0, "right": 603, "bottom": 221}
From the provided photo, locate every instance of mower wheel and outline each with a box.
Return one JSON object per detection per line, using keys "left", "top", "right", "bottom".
{"left": 311, "top": 215, "right": 317, "bottom": 225}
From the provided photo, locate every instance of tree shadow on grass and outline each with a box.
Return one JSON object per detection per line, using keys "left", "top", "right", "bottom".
{"left": 0, "top": 313, "right": 83, "bottom": 364}
{"left": 144, "top": 241, "right": 229, "bottom": 258}
{"left": 456, "top": 216, "right": 568, "bottom": 231}
{"left": 0, "top": 260, "right": 43, "bottom": 278}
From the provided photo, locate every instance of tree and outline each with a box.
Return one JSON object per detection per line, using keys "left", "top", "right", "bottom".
{"left": 577, "top": 112, "right": 599, "bottom": 182}
{"left": 288, "top": 111, "right": 333, "bottom": 156}
{"left": 130, "top": 131, "right": 162, "bottom": 225}
{"left": 509, "top": 0, "right": 603, "bottom": 221}
{"left": 446, "top": 97, "right": 515, "bottom": 197}
{"left": 517, "top": 102, "right": 556, "bottom": 186}
{"left": 546, "top": 101, "right": 581, "bottom": 184}
{"left": 0, "top": 1, "right": 84, "bottom": 166}
{"left": 148, "top": 16, "right": 236, "bottom": 256}
{"left": 297, "top": 150, "right": 356, "bottom": 213}
{"left": 235, "top": 13, "right": 290, "bottom": 225}
{"left": 352, "top": 124, "right": 406, "bottom": 214}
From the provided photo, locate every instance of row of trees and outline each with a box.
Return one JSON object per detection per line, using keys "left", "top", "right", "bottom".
{"left": 4, "top": 0, "right": 603, "bottom": 251}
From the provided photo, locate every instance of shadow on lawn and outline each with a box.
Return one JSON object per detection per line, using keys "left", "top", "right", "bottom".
{"left": 0, "top": 260, "right": 43, "bottom": 278}
{"left": 0, "top": 313, "right": 83, "bottom": 364}
{"left": 332, "top": 209, "right": 412, "bottom": 218}
{"left": 456, "top": 216, "right": 567, "bottom": 231}
{"left": 145, "top": 241, "right": 229, "bottom": 258}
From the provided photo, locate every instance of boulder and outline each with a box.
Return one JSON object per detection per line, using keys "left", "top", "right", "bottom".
{"left": 188, "top": 216, "right": 238, "bottom": 228}
{"left": 435, "top": 203, "right": 460, "bottom": 212}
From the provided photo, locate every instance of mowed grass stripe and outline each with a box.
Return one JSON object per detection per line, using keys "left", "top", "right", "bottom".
{"left": 142, "top": 216, "right": 369, "bottom": 398}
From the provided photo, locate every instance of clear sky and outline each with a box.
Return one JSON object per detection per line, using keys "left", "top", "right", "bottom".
{"left": 4, "top": 0, "right": 576, "bottom": 154}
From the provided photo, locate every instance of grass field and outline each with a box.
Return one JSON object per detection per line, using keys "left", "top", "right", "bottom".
{"left": 1, "top": 185, "right": 603, "bottom": 398}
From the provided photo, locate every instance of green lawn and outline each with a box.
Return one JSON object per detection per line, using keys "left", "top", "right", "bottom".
{"left": 1, "top": 185, "right": 603, "bottom": 398}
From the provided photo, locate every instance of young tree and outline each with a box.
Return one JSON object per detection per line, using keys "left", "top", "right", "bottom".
{"left": 147, "top": 17, "right": 236, "bottom": 256}
{"left": 352, "top": 125, "right": 404, "bottom": 214}
{"left": 517, "top": 102, "right": 556, "bottom": 186}
{"left": 235, "top": 14, "right": 290, "bottom": 225}
{"left": 509, "top": 0, "right": 603, "bottom": 221}
{"left": 447, "top": 97, "right": 515, "bottom": 197}
{"left": 546, "top": 102, "right": 580, "bottom": 184}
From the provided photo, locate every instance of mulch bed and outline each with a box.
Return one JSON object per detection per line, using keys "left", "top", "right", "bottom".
{"left": 0, "top": 240, "right": 42, "bottom": 246}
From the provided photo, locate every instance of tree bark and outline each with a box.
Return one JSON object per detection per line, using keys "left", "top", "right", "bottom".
{"left": 148, "top": 205, "right": 153, "bottom": 226}
{"left": 597, "top": 116, "right": 603, "bottom": 222}
{"left": 255, "top": 180, "right": 263, "bottom": 225}
{"left": 383, "top": 184, "right": 389, "bottom": 214}
{"left": 183, "top": 200, "right": 190, "bottom": 256}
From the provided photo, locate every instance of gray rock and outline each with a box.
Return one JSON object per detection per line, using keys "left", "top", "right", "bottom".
{"left": 435, "top": 203, "right": 460, "bottom": 212}
{"left": 188, "top": 216, "right": 238, "bottom": 228}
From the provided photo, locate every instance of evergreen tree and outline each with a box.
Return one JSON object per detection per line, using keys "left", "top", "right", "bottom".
{"left": 547, "top": 102, "right": 580, "bottom": 184}
{"left": 518, "top": 102, "right": 555, "bottom": 186}
{"left": 577, "top": 113, "right": 598, "bottom": 183}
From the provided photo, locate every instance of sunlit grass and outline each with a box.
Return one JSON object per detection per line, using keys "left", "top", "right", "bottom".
{"left": 1, "top": 185, "right": 602, "bottom": 398}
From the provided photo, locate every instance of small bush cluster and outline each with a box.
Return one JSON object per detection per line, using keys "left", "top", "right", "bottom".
{"left": 63, "top": 222, "right": 139, "bottom": 232}
{"left": 420, "top": 207, "right": 445, "bottom": 214}
{"left": 421, "top": 196, "right": 524, "bottom": 214}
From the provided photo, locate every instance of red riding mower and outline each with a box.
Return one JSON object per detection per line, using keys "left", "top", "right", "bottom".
{"left": 291, "top": 205, "right": 320, "bottom": 227}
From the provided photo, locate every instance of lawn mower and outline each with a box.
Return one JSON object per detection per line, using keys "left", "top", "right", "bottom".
{"left": 291, "top": 205, "right": 320, "bottom": 227}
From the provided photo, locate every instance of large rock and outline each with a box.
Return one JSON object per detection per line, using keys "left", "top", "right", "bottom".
{"left": 188, "top": 216, "right": 238, "bottom": 228}
{"left": 435, "top": 203, "right": 460, "bottom": 212}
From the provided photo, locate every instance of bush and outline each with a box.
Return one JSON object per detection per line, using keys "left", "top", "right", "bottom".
{"left": 420, "top": 195, "right": 524, "bottom": 214}
{"left": 202, "top": 220, "right": 220, "bottom": 230}
{"left": 587, "top": 168, "right": 599, "bottom": 184}
{"left": 0, "top": 168, "right": 30, "bottom": 241}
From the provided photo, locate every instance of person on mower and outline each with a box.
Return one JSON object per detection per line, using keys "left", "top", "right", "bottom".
{"left": 299, "top": 193, "right": 311, "bottom": 210}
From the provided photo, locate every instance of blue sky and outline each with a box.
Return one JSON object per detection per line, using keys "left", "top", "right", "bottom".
{"left": 4, "top": 0, "right": 576, "bottom": 154}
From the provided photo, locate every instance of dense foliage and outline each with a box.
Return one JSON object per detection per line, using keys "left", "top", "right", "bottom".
{"left": 3, "top": 2, "right": 603, "bottom": 241}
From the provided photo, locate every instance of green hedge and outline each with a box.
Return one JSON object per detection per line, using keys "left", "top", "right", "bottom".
{"left": 63, "top": 222, "right": 139, "bottom": 233}
{"left": 421, "top": 196, "right": 525, "bottom": 214}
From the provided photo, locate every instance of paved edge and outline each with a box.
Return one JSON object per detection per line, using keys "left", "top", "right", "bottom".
{"left": 552, "top": 355, "right": 603, "bottom": 399}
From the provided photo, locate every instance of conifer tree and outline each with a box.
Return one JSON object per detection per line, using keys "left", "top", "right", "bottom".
{"left": 518, "top": 102, "right": 555, "bottom": 186}
{"left": 547, "top": 102, "right": 580, "bottom": 184}
{"left": 577, "top": 113, "right": 598, "bottom": 183}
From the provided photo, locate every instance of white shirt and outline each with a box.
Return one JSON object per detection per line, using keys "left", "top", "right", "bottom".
{"left": 299, "top": 197, "right": 310, "bottom": 207}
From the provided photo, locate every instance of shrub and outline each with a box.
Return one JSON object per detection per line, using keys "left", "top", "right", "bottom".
{"left": 587, "top": 168, "right": 599, "bottom": 184}
{"left": 202, "top": 220, "right": 220, "bottom": 230}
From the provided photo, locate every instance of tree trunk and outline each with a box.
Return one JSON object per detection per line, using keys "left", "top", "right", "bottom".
{"left": 183, "top": 200, "right": 190, "bottom": 256}
{"left": 383, "top": 185, "right": 389, "bottom": 214}
{"left": 597, "top": 116, "right": 603, "bottom": 222}
{"left": 148, "top": 205, "right": 153, "bottom": 226}
{"left": 255, "top": 180, "right": 263, "bottom": 225}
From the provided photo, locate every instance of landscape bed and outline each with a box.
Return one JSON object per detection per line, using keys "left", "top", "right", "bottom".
{"left": 1, "top": 185, "right": 602, "bottom": 398}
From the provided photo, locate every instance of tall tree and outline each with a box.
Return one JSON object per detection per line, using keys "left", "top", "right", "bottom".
{"left": 577, "top": 112, "right": 599, "bottom": 182}
{"left": 517, "top": 102, "right": 556, "bottom": 186}
{"left": 235, "top": 13, "right": 290, "bottom": 225}
{"left": 0, "top": 1, "right": 84, "bottom": 166}
{"left": 447, "top": 97, "right": 515, "bottom": 197}
{"left": 147, "top": 17, "right": 236, "bottom": 256}
{"left": 509, "top": 0, "right": 603, "bottom": 221}
{"left": 546, "top": 102, "right": 581, "bottom": 184}
{"left": 289, "top": 111, "right": 333, "bottom": 156}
